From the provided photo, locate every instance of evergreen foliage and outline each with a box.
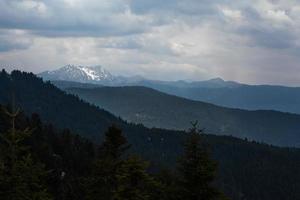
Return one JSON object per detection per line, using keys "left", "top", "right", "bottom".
{"left": 86, "top": 125, "right": 130, "bottom": 200}
{"left": 65, "top": 85, "right": 300, "bottom": 147}
{"left": 0, "top": 107, "right": 52, "bottom": 200}
{"left": 114, "top": 156, "right": 162, "bottom": 200}
{"left": 177, "top": 123, "right": 222, "bottom": 200}
{"left": 0, "top": 71, "right": 299, "bottom": 200}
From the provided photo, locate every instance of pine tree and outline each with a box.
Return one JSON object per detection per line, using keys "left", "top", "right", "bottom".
{"left": 0, "top": 107, "right": 52, "bottom": 200}
{"left": 98, "top": 125, "right": 130, "bottom": 160}
{"left": 176, "top": 122, "right": 225, "bottom": 200}
{"left": 155, "top": 169, "right": 181, "bottom": 200}
{"left": 86, "top": 125, "right": 130, "bottom": 200}
{"left": 114, "top": 156, "right": 163, "bottom": 200}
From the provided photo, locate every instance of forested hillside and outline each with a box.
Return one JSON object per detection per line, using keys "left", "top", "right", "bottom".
{"left": 51, "top": 75, "right": 300, "bottom": 115}
{"left": 0, "top": 105, "right": 300, "bottom": 200}
{"left": 0, "top": 70, "right": 300, "bottom": 200}
{"left": 66, "top": 85, "right": 300, "bottom": 147}
{"left": 144, "top": 83, "right": 300, "bottom": 114}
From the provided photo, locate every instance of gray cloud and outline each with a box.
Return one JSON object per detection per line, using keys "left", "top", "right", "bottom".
{"left": 129, "top": 0, "right": 220, "bottom": 16}
{"left": 97, "top": 37, "right": 143, "bottom": 50}
{"left": 241, "top": 28, "right": 296, "bottom": 49}
{"left": 0, "top": 0, "right": 153, "bottom": 37}
{"left": 229, "top": 5, "right": 299, "bottom": 50}
{"left": 0, "top": 0, "right": 300, "bottom": 85}
{"left": 0, "top": 41, "right": 28, "bottom": 52}
{"left": 0, "top": 29, "right": 32, "bottom": 52}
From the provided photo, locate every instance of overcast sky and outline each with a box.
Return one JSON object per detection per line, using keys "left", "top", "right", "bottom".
{"left": 1, "top": 0, "right": 300, "bottom": 85}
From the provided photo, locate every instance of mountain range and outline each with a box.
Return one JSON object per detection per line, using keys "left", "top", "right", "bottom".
{"left": 1, "top": 70, "right": 300, "bottom": 200}
{"left": 140, "top": 82, "right": 300, "bottom": 114}
{"left": 36, "top": 65, "right": 300, "bottom": 147}
{"left": 39, "top": 64, "right": 144, "bottom": 86}
{"left": 62, "top": 84, "right": 300, "bottom": 147}
{"left": 39, "top": 65, "right": 300, "bottom": 114}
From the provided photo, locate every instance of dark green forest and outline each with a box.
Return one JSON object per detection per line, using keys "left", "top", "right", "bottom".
{"left": 0, "top": 70, "right": 300, "bottom": 200}
{"left": 0, "top": 105, "right": 228, "bottom": 200}
{"left": 65, "top": 85, "right": 300, "bottom": 147}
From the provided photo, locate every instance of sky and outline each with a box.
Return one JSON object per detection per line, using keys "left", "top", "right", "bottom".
{"left": 1, "top": 0, "right": 300, "bottom": 85}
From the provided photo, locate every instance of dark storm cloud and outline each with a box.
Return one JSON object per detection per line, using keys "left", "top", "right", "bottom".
{"left": 0, "top": 0, "right": 152, "bottom": 37}
{"left": 0, "top": 0, "right": 300, "bottom": 85}
{"left": 0, "top": 0, "right": 296, "bottom": 48}
{"left": 0, "top": 0, "right": 226, "bottom": 37}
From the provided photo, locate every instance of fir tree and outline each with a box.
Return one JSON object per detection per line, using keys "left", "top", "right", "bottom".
{"left": 177, "top": 122, "right": 225, "bottom": 200}
{"left": 0, "top": 107, "right": 52, "bottom": 200}
{"left": 155, "top": 169, "right": 181, "bottom": 200}
{"left": 114, "top": 156, "right": 163, "bottom": 200}
{"left": 86, "top": 125, "right": 130, "bottom": 200}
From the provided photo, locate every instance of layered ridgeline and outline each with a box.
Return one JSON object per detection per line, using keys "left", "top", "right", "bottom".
{"left": 39, "top": 65, "right": 300, "bottom": 114}
{"left": 1, "top": 70, "right": 300, "bottom": 199}
{"left": 0, "top": 107, "right": 229, "bottom": 200}
{"left": 1, "top": 103, "right": 299, "bottom": 200}
{"left": 62, "top": 85, "right": 300, "bottom": 147}
{"left": 135, "top": 80, "right": 300, "bottom": 115}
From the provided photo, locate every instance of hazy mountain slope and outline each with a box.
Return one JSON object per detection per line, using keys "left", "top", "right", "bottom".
{"left": 40, "top": 65, "right": 300, "bottom": 114}
{"left": 0, "top": 70, "right": 185, "bottom": 165}
{"left": 51, "top": 80, "right": 102, "bottom": 90}
{"left": 1, "top": 70, "right": 300, "bottom": 200}
{"left": 67, "top": 86, "right": 300, "bottom": 147}
{"left": 109, "top": 78, "right": 300, "bottom": 114}
{"left": 143, "top": 83, "right": 300, "bottom": 114}
{"left": 0, "top": 71, "right": 120, "bottom": 141}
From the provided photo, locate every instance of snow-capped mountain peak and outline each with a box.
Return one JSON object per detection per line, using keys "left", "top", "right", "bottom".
{"left": 39, "top": 65, "right": 115, "bottom": 83}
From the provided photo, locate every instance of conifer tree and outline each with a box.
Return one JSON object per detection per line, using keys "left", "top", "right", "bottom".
{"left": 86, "top": 125, "right": 130, "bottom": 200}
{"left": 177, "top": 122, "right": 225, "bottom": 200}
{"left": 0, "top": 107, "right": 52, "bottom": 200}
{"left": 155, "top": 169, "right": 181, "bottom": 200}
{"left": 114, "top": 156, "right": 163, "bottom": 200}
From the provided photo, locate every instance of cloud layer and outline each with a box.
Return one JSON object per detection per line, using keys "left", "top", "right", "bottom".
{"left": 1, "top": 0, "right": 300, "bottom": 85}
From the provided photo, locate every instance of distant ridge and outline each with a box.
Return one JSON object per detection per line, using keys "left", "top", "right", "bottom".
{"left": 65, "top": 84, "right": 300, "bottom": 147}
{"left": 38, "top": 65, "right": 242, "bottom": 88}
{"left": 1, "top": 70, "right": 300, "bottom": 200}
{"left": 40, "top": 65, "right": 300, "bottom": 114}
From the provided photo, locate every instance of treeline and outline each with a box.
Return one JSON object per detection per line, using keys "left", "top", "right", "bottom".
{"left": 1, "top": 70, "right": 300, "bottom": 200}
{"left": 0, "top": 106, "right": 227, "bottom": 200}
{"left": 65, "top": 84, "right": 300, "bottom": 147}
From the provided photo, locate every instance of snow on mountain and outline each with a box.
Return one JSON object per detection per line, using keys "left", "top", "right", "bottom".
{"left": 38, "top": 65, "right": 115, "bottom": 83}
{"left": 38, "top": 64, "right": 240, "bottom": 89}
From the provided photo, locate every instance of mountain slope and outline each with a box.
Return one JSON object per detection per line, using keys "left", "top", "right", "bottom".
{"left": 40, "top": 65, "right": 300, "bottom": 114}
{"left": 52, "top": 80, "right": 102, "bottom": 89}
{"left": 1, "top": 70, "right": 300, "bottom": 200}
{"left": 108, "top": 77, "right": 300, "bottom": 114}
{"left": 141, "top": 83, "right": 300, "bottom": 114}
{"left": 66, "top": 86, "right": 300, "bottom": 147}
